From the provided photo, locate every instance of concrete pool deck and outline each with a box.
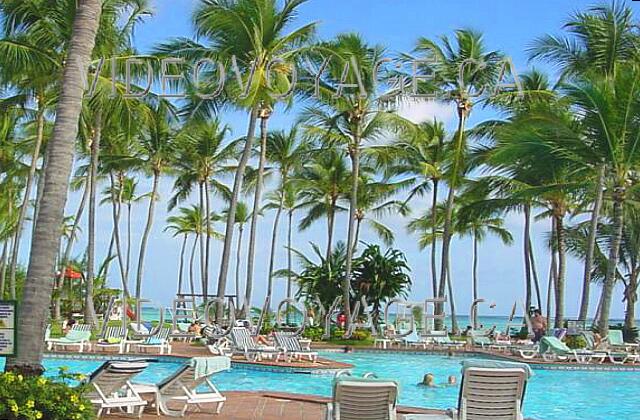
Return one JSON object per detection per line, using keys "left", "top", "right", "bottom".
{"left": 103, "top": 391, "right": 440, "bottom": 419}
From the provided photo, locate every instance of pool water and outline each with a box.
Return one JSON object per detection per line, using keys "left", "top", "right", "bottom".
{"left": 2, "top": 353, "right": 638, "bottom": 420}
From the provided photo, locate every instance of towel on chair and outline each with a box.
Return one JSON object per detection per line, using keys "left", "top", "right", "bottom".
{"left": 190, "top": 356, "right": 231, "bottom": 379}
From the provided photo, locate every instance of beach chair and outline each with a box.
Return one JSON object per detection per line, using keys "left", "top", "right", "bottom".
{"left": 537, "top": 336, "right": 600, "bottom": 363}
{"left": 95, "top": 326, "right": 127, "bottom": 353}
{"left": 133, "top": 356, "right": 230, "bottom": 416}
{"left": 430, "top": 333, "right": 465, "bottom": 349}
{"left": 85, "top": 361, "right": 148, "bottom": 418}
{"left": 49, "top": 324, "right": 92, "bottom": 353}
{"left": 606, "top": 329, "right": 639, "bottom": 351}
{"left": 132, "top": 327, "right": 172, "bottom": 354}
{"left": 274, "top": 332, "right": 318, "bottom": 362}
{"left": 230, "top": 327, "right": 279, "bottom": 361}
{"left": 407, "top": 359, "right": 531, "bottom": 420}
{"left": 326, "top": 373, "right": 398, "bottom": 420}
{"left": 401, "top": 328, "right": 428, "bottom": 349}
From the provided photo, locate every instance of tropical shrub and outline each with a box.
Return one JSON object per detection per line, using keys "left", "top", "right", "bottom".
{"left": 0, "top": 370, "right": 95, "bottom": 420}
{"left": 302, "top": 326, "right": 324, "bottom": 341}
{"left": 564, "top": 335, "right": 587, "bottom": 349}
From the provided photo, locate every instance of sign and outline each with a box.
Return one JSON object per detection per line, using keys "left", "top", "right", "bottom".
{"left": 0, "top": 301, "right": 17, "bottom": 356}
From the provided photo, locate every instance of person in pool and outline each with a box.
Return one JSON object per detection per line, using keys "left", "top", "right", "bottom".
{"left": 446, "top": 375, "right": 457, "bottom": 386}
{"left": 419, "top": 373, "right": 436, "bottom": 387}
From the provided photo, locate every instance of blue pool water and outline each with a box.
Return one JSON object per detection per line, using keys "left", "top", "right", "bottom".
{"left": 2, "top": 353, "right": 638, "bottom": 420}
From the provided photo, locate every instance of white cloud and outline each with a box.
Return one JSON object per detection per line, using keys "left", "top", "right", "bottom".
{"left": 396, "top": 99, "right": 454, "bottom": 124}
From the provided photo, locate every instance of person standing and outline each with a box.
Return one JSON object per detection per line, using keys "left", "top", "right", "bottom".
{"left": 531, "top": 309, "right": 547, "bottom": 343}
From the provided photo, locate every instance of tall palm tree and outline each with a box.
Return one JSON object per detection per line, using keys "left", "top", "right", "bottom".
{"left": 4, "top": 0, "right": 103, "bottom": 375}
{"left": 156, "top": 0, "right": 316, "bottom": 310}
{"left": 296, "top": 148, "right": 350, "bottom": 259}
{"left": 260, "top": 127, "right": 308, "bottom": 311}
{"left": 529, "top": 1, "right": 640, "bottom": 321}
{"left": 170, "top": 119, "right": 236, "bottom": 298}
{"left": 412, "top": 30, "right": 502, "bottom": 326}
{"left": 222, "top": 202, "right": 250, "bottom": 308}
{"left": 133, "top": 101, "right": 177, "bottom": 302}
{"left": 303, "top": 33, "right": 413, "bottom": 330}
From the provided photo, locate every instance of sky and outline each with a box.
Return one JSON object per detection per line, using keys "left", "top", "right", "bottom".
{"left": 23, "top": 0, "right": 640, "bottom": 319}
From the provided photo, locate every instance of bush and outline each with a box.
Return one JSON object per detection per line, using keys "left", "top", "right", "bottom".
{"left": 0, "top": 370, "right": 95, "bottom": 420}
{"left": 564, "top": 335, "right": 587, "bottom": 349}
{"left": 302, "top": 326, "right": 324, "bottom": 341}
{"left": 350, "top": 329, "right": 371, "bottom": 341}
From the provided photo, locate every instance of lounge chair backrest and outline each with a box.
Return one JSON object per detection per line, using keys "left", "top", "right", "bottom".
{"left": 231, "top": 327, "right": 256, "bottom": 350}
{"left": 459, "top": 367, "right": 527, "bottom": 420}
{"left": 332, "top": 378, "right": 398, "bottom": 420}
{"left": 158, "top": 357, "right": 230, "bottom": 396}
{"left": 86, "top": 361, "right": 148, "bottom": 399}
{"left": 103, "top": 326, "right": 126, "bottom": 340}
{"left": 72, "top": 324, "right": 92, "bottom": 333}
{"left": 607, "top": 329, "right": 624, "bottom": 346}
{"left": 65, "top": 329, "right": 92, "bottom": 342}
{"left": 581, "top": 331, "right": 596, "bottom": 349}
{"left": 274, "top": 332, "right": 302, "bottom": 351}
{"left": 143, "top": 327, "right": 170, "bottom": 344}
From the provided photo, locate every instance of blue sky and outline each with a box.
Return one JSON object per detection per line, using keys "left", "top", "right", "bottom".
{"left": 29, "top": 0, "right": 640, "bottom": 319}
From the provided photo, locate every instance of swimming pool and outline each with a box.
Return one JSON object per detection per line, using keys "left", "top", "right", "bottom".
{"left": 2, "top": 353, "right": 638, "bottom": 420}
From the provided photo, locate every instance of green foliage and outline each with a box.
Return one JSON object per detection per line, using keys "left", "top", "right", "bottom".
{"left": 564, "top": 335, "right": 587, "bottom": 349}
{"left": 302, "top": 326, "right": 324, "bottom": 341}
{"left": 0, "top": 371, "right": 95, "bottom": 420}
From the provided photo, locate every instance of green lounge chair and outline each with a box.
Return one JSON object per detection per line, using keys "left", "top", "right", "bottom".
{"left": 539, "top": 336, "right": 597, "bottom": 363}
{"left": 606, "top": 330, "right": 639, "bottom": 351}
{"left": 49, "top": 325, "right": 92, "bottom": 353}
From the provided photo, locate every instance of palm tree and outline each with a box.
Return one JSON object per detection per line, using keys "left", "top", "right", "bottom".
{"left": 170, "top": 119, "right": 236, "bottom": 298}
{"left": 222, "top": 202, "right": 250, "bottom": 309}
{"left": 134, "top": 101, "right": 177, "bottom": 302}
{"left": 4, "top": 0, "right": 103, "bottom": 375}
{"left": 260, "top": 127, "right": 308, "bottom": 311}
{"left": 529, "top": 1, "right": 640, "bottom": 321}
{"left": 296, "top": 148, "right": 350, "bottom": 259}
{"left": 156, "top": 0, "right": 316, "bottom": 310}
{"left": 387, "top": 119, "right": 447, "bottom": 298}
{"left": 302, "top": 33, "right": 413, "bottom": 330}
{"left": 412, "top": 30, "right": 502, "bottom": 326}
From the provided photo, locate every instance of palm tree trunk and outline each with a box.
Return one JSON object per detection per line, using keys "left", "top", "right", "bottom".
{"left": 528, "top": 237, "right": 543, "bottom": 310}
{"left": 598, "top": 190, "right": 625, "bottom": 335}
{"left": 62, "top": 175, "right": 89, "bottom": 268}
{"left": 198, "top": 183, "right": 206, "bottom": 298}
{"left": 352, "top": 217, "right": 362, "bottom": 255}
{"left": 472, "top": 231, "right": 478, "bottom": 302}
{"left": 554, "top": 213, "right": 567, "bottom": 329}
{"left": 0, "top": 240, "right": 10, "bottom": 298}
{"left": 624, "top": 270, "right": 638, "bottom": 332}
{"left": 5, "top": 0, "right": 102, "bottom": 375}
{"left": 246, "top": 113, "right": 269, "bottom": 311}
{"left": 236, "top": 226, "right": 244, "bottom": 309}
{"left": 203, "top": 179, "right": 212, "bottom": 300}
{"left": 523, "top": 205, "right": 533, "bottom": 311}
{"left": 287, "top": 210, "right": 293, "bottom": 299}
{"left": 265, "top": 186, "right": 286, "bottom": 312}
{"left": 85, "top": 112, "right": 102, "bottom": 327}
{"left": 343, "top": 138, "right": 362, "bottom": 333}
{"left": 546, "top": 219, "right": 557, "bottom": 321}
{"left": 437, "top": 108, "right": 467, "bottom": 329}
{"left": 326, "top": 198, "right": 336, "bottom": 260}
{"left": 135, "top": 170, "right": 160, "bottom": 301}
{"left": 109, "top": 173, "right": 130, "bottom": 298}
{"left": 8, "top": 102, "right": 45, "bottom": 299}
{"left": 430, "top": 179, "right": 439, "bottom": 298}
{"left": 446, "top": 245, "right": 458, "bottom": 334}
{"left": 32, "top": 148, "right": 48, "bottom": 241}
{"left": 126, "top": 203, "right": 132, "bottom": 279}
{"left": 177, "top": 234, "right": 187, "bottom": 295}
{"left": 579, "top": 163, "right": 606, "bottom": 321}
{"left": 189, "top": 234, "right": 198, "bottom": 296}
{"left": 216, "top": 107, "right": 259, "bottom": 316}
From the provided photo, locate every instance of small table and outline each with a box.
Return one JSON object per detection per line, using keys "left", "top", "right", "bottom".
{"left": 374, "top": 338, "right": 392, "bottom": 349}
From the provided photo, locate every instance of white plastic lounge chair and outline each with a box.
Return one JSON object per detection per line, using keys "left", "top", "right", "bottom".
{"left": 606, "top": 329, "right": 639, "bottom": 351}
{"left": 274, "top": 332, "right": 318, "bottom": 362}
{"left": 95, "top": 326, "right": 127, "bottom": 353}
{"left": 407, "top": 359, "right": 531, "bottom": 420}
{"left": 85, "top": 361, "right": 148, "bottom": 418}
{"left": 133, "top": 356, "right": 230, "bottom": 417}
{"left": 401, "top": 328, "right": 428, "bottom": 349}
{"left": 133, "top": 327, "right": 172, "bottom": 354}
{"left": 50, "top": 324, "right": 92, "bottom": 353}
{"left": 230, "top": 327, "right": 279, "bottom": 361}
{"left": 326, "top": 373, "right": 398, "bottom": 420}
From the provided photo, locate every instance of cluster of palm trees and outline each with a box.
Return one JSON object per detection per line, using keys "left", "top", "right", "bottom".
{"left": 1, "top": 0, "right": 640, "bottom": 374}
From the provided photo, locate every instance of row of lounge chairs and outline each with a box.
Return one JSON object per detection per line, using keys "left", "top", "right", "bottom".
{"left": 86, "top": 356, "right": 230, "bottom": 418}
{"left": 46, "top": 323, "right": 173, "bottom": 354}
{"left": 327, "top": 359, "right": 531, "bottom": 420}
{"left": 223, "top": 327, "right": 318, "bottom": 362}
